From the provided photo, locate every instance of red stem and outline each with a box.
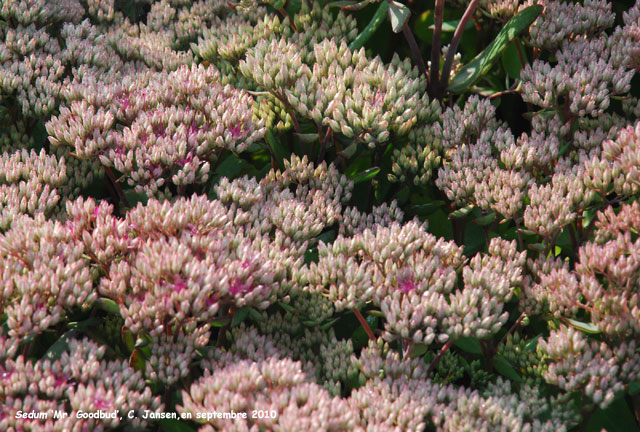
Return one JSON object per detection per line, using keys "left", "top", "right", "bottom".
{"left": 353, "top": 308, "right": 375, "bottom": 341}
{"left": 429, "top": 0, "right": 445, "bottom": 97}
{"left": 402, "top": 23, "right": 428, "bottom": 78}
{"left": 426, "top": 340, "right": 453, "bottom": 375}
{"left": 104, "top": 166, "right": 130, "bottom": 208}
{"left": 439, "top": 0, "right": 480, "bottom": 94}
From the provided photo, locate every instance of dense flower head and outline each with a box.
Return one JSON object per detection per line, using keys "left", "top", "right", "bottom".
{"left": 0, "top": 213, "right": 94, "bottom": 341}
{"left": 539, "top": 326, "right": 640, "bottom": 408}
{"left": 3, "top": 0, "right": 640, "bottom": 428}
{"left": 0, "top": 149, "right": 67, "bottom": 229}
{"left": 301, "top": 221, "right": 527, "bottom": 345}
{"left": 1, "top": 338, "right": 163, "bottom": 430}
{"left": 47, "top": 63, "right": 265, "bottom": 196}
{"left": 528, "top": 0, "right": 615, "bottom": 49}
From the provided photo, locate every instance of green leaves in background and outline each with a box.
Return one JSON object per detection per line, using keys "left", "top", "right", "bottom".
{"left": 265, "top": 129, "right": 288, "bottom": 170}
{"left": 566, "top": 318, "right": 601, "bottom": 334}
{"left": 350, "top": 166, "right": 380, "bottom": 184}
{"left": 349, "top": 1, "right": 389, "bottom": 50}
{"left": 501, "top": 40, "right": 526, "bottom": 79}
{"left": 493, "top": 355, "right": 523, "bottom": 382}
{"left": 387, "top": 0, "right": 410, "bottom": 33}
{"left": 447, "top": 5, "right": 542, "bottom": 93}
{"left": 41, "top": 330, "right": 80, "bottom": 361}
{"left": 586, "top": 397, "right": 639, "bottom": 432}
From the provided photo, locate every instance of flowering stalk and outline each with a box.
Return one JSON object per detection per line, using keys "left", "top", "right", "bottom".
{"left": 104, "top": 166, "right": 129, "bottom": 208}
{"left": 353, "top": 308, "right": 376, "bottom": 341}
{"left": 429, "top": 0, "right": 446, "bottom": 96}
{"left": 426, "top": 340, "right": 453, "bottom": 375}
{"left": 439, "top": 0, "right": 480, "bottom": 95}
{"left": 401, "top": 22, "right": 428, "bottom": 78}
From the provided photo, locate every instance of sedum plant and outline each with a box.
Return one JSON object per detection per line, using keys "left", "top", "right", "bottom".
{"left": 2, "top": 0, "right": 640, "bottom": 431}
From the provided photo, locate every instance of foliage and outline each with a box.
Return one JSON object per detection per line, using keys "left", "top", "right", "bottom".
{"left": 1, "top": 0, "right": 640, "bottom": 430}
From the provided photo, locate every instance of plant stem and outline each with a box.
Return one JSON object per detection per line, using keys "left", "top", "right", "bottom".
{"left": 498, "top": 313, "right": 526, "bottom": 348}
{"left": 104, "top": 166, "right": 130, "bottom": 208}
{"left": 402, "top": 23, "right": 428, "bottom": 78}
{"left": 439, "top": 0, "right": 480, "bottom": 94}
{"left": 513, "top": 38, "right": 527, "bottom": 68}
{"left": 353, "top": 308, "right": 375, "bottom": 341}
{"left": 429, "top": 0, "right": 445, "bottom": 97}
{"left": 543, "top": 230, "right": 560, "bottom": 257}
{"left": 515, "top": 219, "right": 525, "bottom": 251}
{"left": 632, "top": 394, "right": 640, "bottom": 427}
{"left": 427, "top": 340, "right": 453, "bottom": 375}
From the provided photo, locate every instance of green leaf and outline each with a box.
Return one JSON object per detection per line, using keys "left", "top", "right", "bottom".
{"left": 566, "top": 318, "right": 601, "bottom": 334}
{"left": 210, "top": 316, "right": 230, "bottom": 327}
{"left": 583, "top": 208, "right": 597, "bottom": 228}
{"left": 629, "top": 380, "right": 640, "bottom": 395}
{"left": 285, "top": 0, "right": 302, "bottom": 14}
{"left": 586, "top": 396, "right": 639, "bottom": 432}
{"left": 129, "top": 348, "right": 146, "bottom": 372}
{"left": 528, "top": 243, "right": 546, "bottom": 252}
{"left": 329, "top": 0, "right": 372, "bottom": 10}
{"left": 121, "top": 0, "right": 137, "bottom": 21}
{"left": 248, "top": 307, "right": 264, "bottom": 322}
{"left": 122, "top": 327, "right": 135, "bottom": 353}
{"left": 319, "top": 317, "right": 340, "bottom": 330}
{"left": 410, "top": 200, "right": 445, "bottom": 215}
{"left": 473, "top": 212, "right": 496, "bottom": 226}
{"left": 95, "top": 297, "right": 121, "bottom": 315}
{"left": 134, "top": 336, "right": 148, "bottom": 349}
{"left": 522, "top": 108, "right": 556, "bottom": 121}
{"left": 366, "top": 309, "right": 386, "bottom": 318}
{"left": 42, "top": 330, "right": 78, "bottom": 361}
{"left": 449, "top": 204, "right": 474, "bottom": 219}
{"left": 67, "top": 317, "right": 101, "bottom": 331}
{"left": 524, "top": 334, "right": 541, "bottom": 352}
{"left": 265, "top": 130, "right": 288, "bottom": 170}
{"left": 409, "top": 343, "right": 429, "bottom": 358}
{"left": 317, "top": 229, "right": 337, "bottom": 244}
{"left": 350, "top": 167, "right": 380, "bottom": 184}
{"left": 430, "top": 19, "right": 474, "bottom": 32}
{"left": 350, "top": 1, "right": 389, "bottom": 50}
{"left": 501, "top": 40, "right": 525, "bottom": 79}
{"left": 413, "top": 10, "right": 433, "bottom": 43}
{"left": 32, "top": 121, "right": 48, "bottom": 148}
{"left": 387, "top": 0, "right": 410, "bottom": 33}
{"left": 273, "top": 0, "right": 286, "bottom": 9}
{"left": 493, "top": 355, "right": 523, "bottom": 382}
{"left": 518, "top": 227, "right": 537, "bottom": 236}
{"left": 231, "top": 307, "right": 250, "bottom": 327}
{"left": 123, "top": 191, "right": 149, "bottom": 208}
{"left": 340, "top": 142, "right": 359, "bottom": 158}
{"left": 351, "top": 314, "right": 378, "bottom": 349}
{"left": 304, "top": 246, "right": 319, "bottom": 264}
{"left": 158, "top": 419, "right": 197, "bottom": 432}
{"left": 294, "top": 133, "right": 319, "bottom": 143}
{"left": 278, "top": 301, "right": 296, "bottom": 314}
{"left": 448, "top": 5, "right": 542, "bottom": 93}
{"left": 455, "top": 337, "right": 483, "bottom": 355}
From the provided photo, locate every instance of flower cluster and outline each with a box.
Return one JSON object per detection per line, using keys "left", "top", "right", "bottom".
{"left": 523, "top": 201, "right": 640, "bottom": 407}
{"left": 47, "top": 64, "right": 264, "bottom": 197}
{"left": 240, "top": 35, "right": 438, "bottom": 148}
{"left": 0, "top": 149, "right": 67, "bottom": 229}
{"left": 0, "top": 213, "right": 95, "bottom": 341}
{"left": 3, "top": 0, "right": 640, "bottom": 428}
{"left": 1, "top": 338, "right": 163, "bottom": 430}
{"left": 528, "top": 0, "right": 615, "bottom": 49}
